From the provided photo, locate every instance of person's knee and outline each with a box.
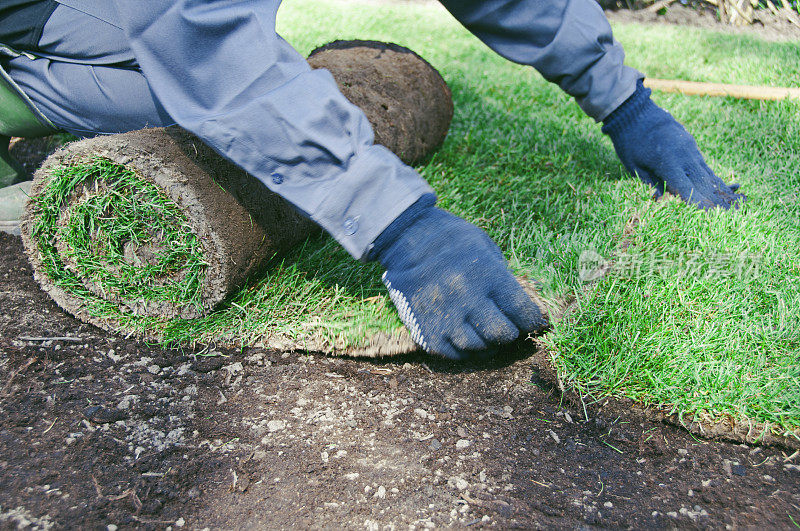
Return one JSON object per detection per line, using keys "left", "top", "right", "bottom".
{"left": 6, "top": 56, "right": 175, "bottom": 138}
{"left": 3, "top": 2, "right": 173, "bottom": 138}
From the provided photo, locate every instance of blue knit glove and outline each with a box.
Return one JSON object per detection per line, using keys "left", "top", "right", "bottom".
{"left": 369, "top": 194, "right": 546, "bottom": 360}
{"left": 602, "top": 80, "right": 744, "bottom": 209}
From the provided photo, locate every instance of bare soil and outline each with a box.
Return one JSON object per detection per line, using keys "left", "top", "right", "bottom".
{"left": 2, "top": 231, "right": 800, "bottom": 529}
{"left": 605, "top": 3, "right": 800, "bottom": 42}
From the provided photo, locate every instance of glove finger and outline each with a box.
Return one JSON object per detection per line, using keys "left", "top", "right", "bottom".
{"left": 726, "top": 183, "right": 747, "bottom": 207}
{"left": 715, "top": 190, "right": 748, "bottom": 210}
{"left": 637, "top": 167, "right": 665, "bottom": 199}
{"left": 660, "top": 160, "right": 714, "bottom": 208}
{"left": 691, "top": 166, "right": 728, "bottom": 210}
{"left": 654, "top": 145, "right": 718, "bottom": 205}
{"left": 634, "top": 166, "right": 658, "bottom": 188}
{"left": 702, "top": 169, "right": 742, "bottom": 210}
{"left": 467, "top": 303, "right": 520, "bottom": 346}
{"left": 461, "top": 321, "right": 501, "bottom": 361}
{"left": 430, "top": 340, "right": 463, "bottom": 361}
{"left": 446, "top": 322, "right": 489, "bottom": 356}
{"left": 709, "top": 170, "right": 747, "bottom": 209}
{"left": 694, "top": 160, "right": 747, "bottom": 210}
{"left": 489, "top": 276, "right": 546, "bottom": 334}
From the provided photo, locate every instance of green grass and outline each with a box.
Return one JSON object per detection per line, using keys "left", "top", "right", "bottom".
{"left": 280, "top": 0, "right": 800, "bottom": 435}
{"left": 32, "top": 0, "right": 800, "bottom": 435}
{"left": 613, "top": 23, "right": 800, "bottom": 86}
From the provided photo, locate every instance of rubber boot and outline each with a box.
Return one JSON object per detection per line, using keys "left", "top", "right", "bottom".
{"left": 0, "top": 178, "right": 31, "bottom": 235}
{"left": 0, "top": 61, "right": 59, "bottom": 187}
{"left": 0, "top": 135, "right": 27, "bottom": 187}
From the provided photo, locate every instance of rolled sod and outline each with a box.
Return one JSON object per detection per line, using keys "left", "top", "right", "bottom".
{"left": 21, "top": 127, "right": 317, "bottom": 331}
{"left": 308, "top": 40, "right": 454, "bottom": 165}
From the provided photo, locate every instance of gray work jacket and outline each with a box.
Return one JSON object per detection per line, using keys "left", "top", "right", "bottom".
{"left": 78, "top": 0, "right": 644, "bottom": 259}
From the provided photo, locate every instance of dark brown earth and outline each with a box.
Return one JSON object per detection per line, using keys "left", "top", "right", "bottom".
{"left": 2, "top": 231, "right": 800, "bottom": 529}
{"left": 605, "top": 3, "right": 800, "bottom": 42}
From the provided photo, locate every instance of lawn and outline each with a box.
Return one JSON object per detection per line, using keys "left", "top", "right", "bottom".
{"left": 59, "top": 1, "right": 800, "bottom": 437}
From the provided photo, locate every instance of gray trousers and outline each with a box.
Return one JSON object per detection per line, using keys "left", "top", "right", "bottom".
{"left": 4, "top": 0, "right": 641, "bottom": 259}
{"left": 8, "top": 4, "right": 175, "bottom": 137}
{"left": 6, "top": 2, "right": 174, "bottom": 136}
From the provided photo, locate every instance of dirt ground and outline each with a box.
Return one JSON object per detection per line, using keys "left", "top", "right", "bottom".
{"left": 2, "top": 230, "right": 800, "bottom": 528}
{"left": 604, "top": 3, "right": 800, "bottom": 42}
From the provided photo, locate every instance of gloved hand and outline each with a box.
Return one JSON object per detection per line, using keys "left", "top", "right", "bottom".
{"left": 602, "top": 80, "right": 745, "bottom": 209}
{"left": 369, "top": 194, "right": 546, "bottom": 360}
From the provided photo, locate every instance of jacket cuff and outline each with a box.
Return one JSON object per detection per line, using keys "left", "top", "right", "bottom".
{"left": 367, "top": 192, "right": 438, "bottom": 262}
{"left": 309, "top": 145, "right": 436, "bottom": 261}
{"left": 579, "top": 64, "right": 642, "bottom": 122}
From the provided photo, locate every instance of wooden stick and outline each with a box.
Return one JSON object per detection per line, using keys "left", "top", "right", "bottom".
{"left": 646, "top": 0, "right": 677, "bottom": 12}
{"left": 644, "top": 78, "right": 800, "bottom": 101}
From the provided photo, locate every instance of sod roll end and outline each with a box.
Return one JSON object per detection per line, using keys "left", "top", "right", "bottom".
{"left": 21, "top": 127, "right": 317, "bottom": 333}
{"left": 308, "top": 40, "right": 453, "bottom": 165}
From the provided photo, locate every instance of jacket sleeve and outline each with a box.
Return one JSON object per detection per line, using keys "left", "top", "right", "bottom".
{"left": 437, "top": 0, "right": 643, "bottom": 121}
{"left": 111, "top": 0, "right": 434, "bottom": 260}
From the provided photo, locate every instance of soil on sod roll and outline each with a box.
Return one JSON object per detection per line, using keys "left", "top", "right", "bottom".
{"left": 308, "top": 40, "right": 454, "bottom": 165}
{"left": 20, "top": 127, "right": 317, "bottom": 332}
